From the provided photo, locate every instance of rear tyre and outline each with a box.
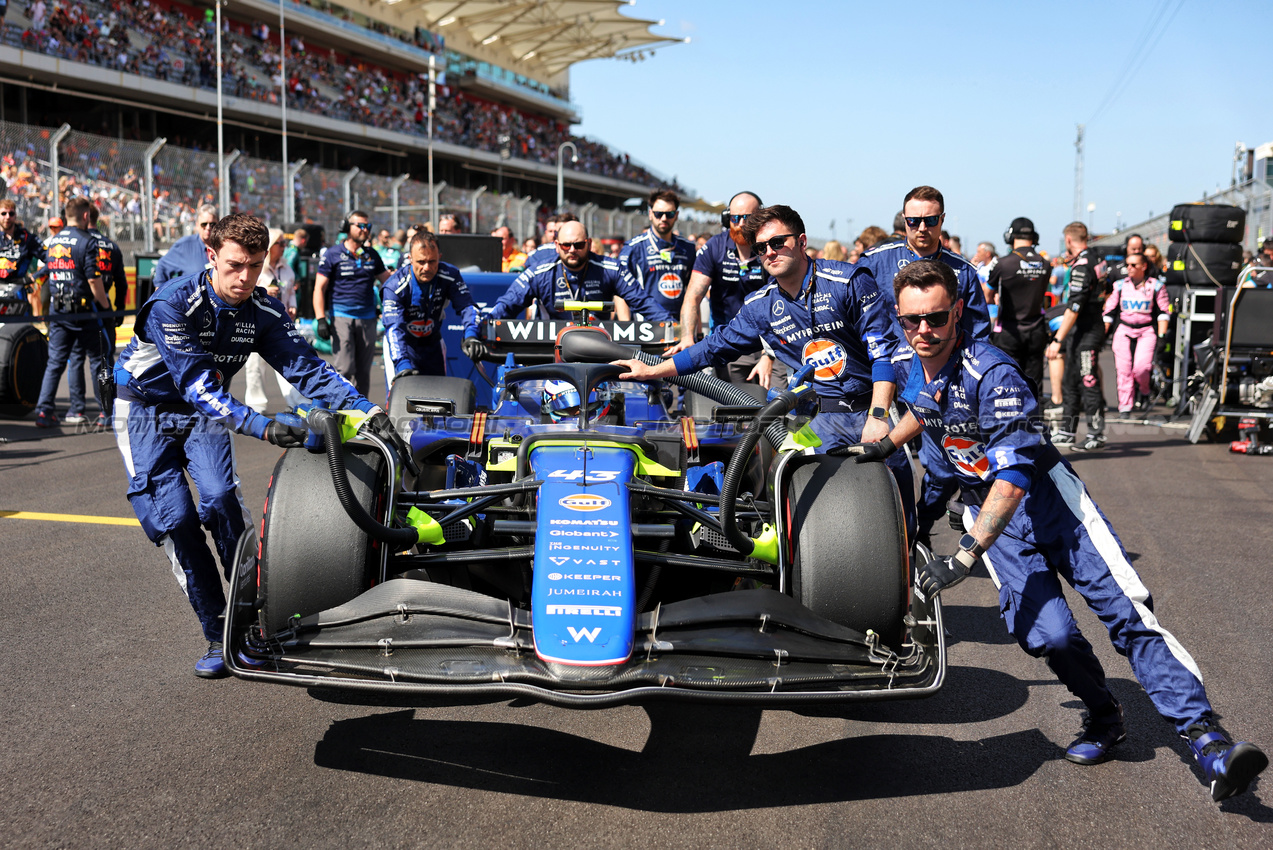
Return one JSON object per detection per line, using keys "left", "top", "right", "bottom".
{"left": 0, "top": 324, "right": 48, "bottom": 419}
{"left": 258, "top": 443, "right": 387, "bottom": 636}
{"left": 787, "top": 455, "right": 908, "bottom": 648}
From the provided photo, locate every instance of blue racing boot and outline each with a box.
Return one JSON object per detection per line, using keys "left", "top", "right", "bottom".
{"left": 1184, "top": 717, "right": 1268, "bottom": 802}
{"left": 1065, "top": 702, "right": 1126, "bottom": 765}
{"left": 194, "top": 641, "right": 228, "bottom": 679}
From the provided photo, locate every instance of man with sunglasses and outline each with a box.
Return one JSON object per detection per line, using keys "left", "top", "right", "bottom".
{"left": 485, "top": 220, "right": 674, "bottom": 324}
{"left": 0, "top": 199, "right": 46, "bottom": 316}
{"left": 153, "top": 204, "right": 218, "bottom": 287}
{"left": 614, "top": 205, "right": 913, "bottom": 526}
{"left": 671, "top": 191, "right": 779, "bottom": 386}
{"left": 523, "top": 212, "right": 579, "bottom": 268}
{"left": 857, "top": 186, "right": 991, "bottom": 548}
{"left": 313, "top": 210, "right": 392, "bottom": 396}
{"left": 617, "top": 189, "right": 696, "bottom": 320}
{"left": 877, "top": 258, "right": 1266, "bottom": 802}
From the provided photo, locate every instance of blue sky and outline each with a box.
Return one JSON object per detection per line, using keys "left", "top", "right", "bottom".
{"left": 569, "top": 0, "right": 1273, "bottom": 252}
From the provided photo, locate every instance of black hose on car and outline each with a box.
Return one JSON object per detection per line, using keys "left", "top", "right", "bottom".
{"left": 717, "top": 390, "right": 801, "bottom": 557}
{"left": 311, "top": 409, "right": 420, "bottom": 549}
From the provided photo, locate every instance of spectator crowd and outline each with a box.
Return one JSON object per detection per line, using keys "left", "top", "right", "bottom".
{"left": 2, "top": 0, "right": 684, "bottom": 194}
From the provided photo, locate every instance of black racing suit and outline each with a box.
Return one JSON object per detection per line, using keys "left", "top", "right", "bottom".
{"left": 1059, "top": 247, "right": 1107, "bottom": 438}
{"left": 987, "top": 246, "right": 1051, "bottom": 397}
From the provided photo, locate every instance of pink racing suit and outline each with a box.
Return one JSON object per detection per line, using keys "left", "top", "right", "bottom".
{"left": 1103, "top": 277, "right": 1170, "bottom": 411}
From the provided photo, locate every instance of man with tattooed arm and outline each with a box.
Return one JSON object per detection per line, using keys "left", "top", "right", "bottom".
{"left": 862, "top": 259, "right": 1265, "bottom": 803}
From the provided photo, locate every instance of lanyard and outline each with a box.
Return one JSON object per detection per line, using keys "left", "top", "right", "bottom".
{"left": 553, "top": 259, "right": 582, "bottom": 304}
{"left": 645, "top": 232, "right": 675, "bottom": 265}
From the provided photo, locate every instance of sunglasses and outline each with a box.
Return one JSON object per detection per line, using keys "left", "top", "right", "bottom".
{"left": 727, "top": 214, "right": 751, "bottom": 225}
{"left": 651, "top": 210, "right": 678, "bottom": 220}
{"left": 1126, "top": 261, "right": 1145, "bottom": 268}
{"left": 904, "top": 215, "right": 942, "bottom": 229}
{"left": 0, "top": 211, "right": 13, "bottom": 216}
{"left": 558, "top": 240, "right": 589, "bottom": 251}
{"left": 349, "top": 221, "right": 371, "bottom": 230}
{"left": 897, "top": 309, "right": 953, "bottom": 330}
{"left": 751, "top": 233, "right": 797, "bottom": 256}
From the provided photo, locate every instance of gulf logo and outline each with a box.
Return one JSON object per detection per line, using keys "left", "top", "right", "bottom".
{"left": 559, "top": 493, "right": 612, "bottom": 512}
{"left": 942, "top": 435, "right": 990, "bottom": 478}
{"left": 801, "top": 338, "right": 847, "bottom": 380}
{"left": 657, "top": 273, "right": 683, "bottom": 300}
{"left": 406, "top": 318, "right": 434, "bottom": 338}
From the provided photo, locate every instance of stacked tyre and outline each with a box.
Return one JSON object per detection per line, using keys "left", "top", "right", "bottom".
{"left": 1166, "top": 203, "right": 1246, "bottom": 286}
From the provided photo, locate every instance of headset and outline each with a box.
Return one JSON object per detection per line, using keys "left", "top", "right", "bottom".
{"left": 1003, "top": 218, "right": 1039, "bottom": 246}
{"left": 721, "top": 191, "right": 763, "bottom": 228}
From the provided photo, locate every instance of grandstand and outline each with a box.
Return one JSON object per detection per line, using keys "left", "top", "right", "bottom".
{"left": 0, "top": 0, "right": 692, "bottom": 253}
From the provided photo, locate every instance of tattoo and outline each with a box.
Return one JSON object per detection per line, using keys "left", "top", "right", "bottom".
{"left": 970, "top": 483, "right": 1024, "bottom": 547}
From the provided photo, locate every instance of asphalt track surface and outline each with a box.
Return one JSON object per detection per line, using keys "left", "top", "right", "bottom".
{"left": 3, "top": 354, "right": 1272, "bottom": 849}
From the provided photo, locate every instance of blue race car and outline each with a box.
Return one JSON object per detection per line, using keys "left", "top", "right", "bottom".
{"left": 225, "top": 311, "right": 945, "bottom": 706}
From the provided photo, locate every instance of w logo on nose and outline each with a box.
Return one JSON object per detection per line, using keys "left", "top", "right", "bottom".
{"left": 567, "top": 626, "right": 603, "bottom": 643}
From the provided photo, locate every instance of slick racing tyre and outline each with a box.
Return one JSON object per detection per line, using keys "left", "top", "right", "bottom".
{"left": 387, "top": 375, "right": 476, "bottom": 427}
{"left": 786, "top": 454, "right": 909, "bottom": 648}
{"left": 1165, "top": 242, "right": 1244, "bottom": 286}
{"left": 0, "top": 323, "right": 47, "bottom": 419}
{"left": 257, "top": 442, "right": 387, "bottom": 636}
{"left": 1168, "top": 204, "right": 1246, "bottom": 244}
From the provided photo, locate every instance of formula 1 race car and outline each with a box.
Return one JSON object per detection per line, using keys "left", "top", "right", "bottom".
{"left": 225, "top": 309, "right": 945, "bottom": 706}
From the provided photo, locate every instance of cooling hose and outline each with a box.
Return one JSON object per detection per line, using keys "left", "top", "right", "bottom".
{"left": 312, "top": 409, "right": 420, "bottom": 549}
{"left": 717, "top": 391, "right": 801, "bottom": 557}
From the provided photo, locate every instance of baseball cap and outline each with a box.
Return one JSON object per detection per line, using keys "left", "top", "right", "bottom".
{"left": 48, "top": 217, "right": 64, "bottom": 228}
{"left": 267, "top": 227, "right": 286, "bottom": 247}
{"left": 1008, "top": 217, "right": 1037, "bottom": 239}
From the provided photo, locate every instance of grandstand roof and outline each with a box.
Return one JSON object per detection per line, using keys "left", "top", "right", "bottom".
{"left": 394, "top": 0, "right": 687, "bottom": 75}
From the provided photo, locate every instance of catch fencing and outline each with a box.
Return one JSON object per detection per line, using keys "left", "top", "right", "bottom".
{"left": 0, "top": 117, "right": 708, "bottom": 259}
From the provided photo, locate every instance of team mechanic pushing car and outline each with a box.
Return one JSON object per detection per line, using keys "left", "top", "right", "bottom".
{"left": 381, "top": 229, "right": 483, "bottom": 384}
{"left": 857, "top": 186, "right": 992, "bottom": 549}
{"left": 484, "top": 220, "right": 675, "bottom": 324}
{"left": 874, "top": 259, "right": 1266, "bottom": 802}
{"left": 113, "top": 214, "right": 413, "bottom": 678}
{"left": 614, "top": 204, "right": 915, "bottom": 530}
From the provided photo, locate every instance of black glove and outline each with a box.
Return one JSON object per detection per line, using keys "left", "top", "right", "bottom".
{"left": 1155, "top": 334, "right": 1167, "bottom": 360}
{"left": 315, "top": 317, "right": 331, "bottom": 340}
{"left": 461, "top": 336, "right": 488, "bottom": 362}
{"left": 855, "top": 434, "right": 896, "bottom": 463}
{"left": 265, "top": 418, "right": 309, "bottom": 448}
{"left": 917, "top": 554, "right": 972, "bottom": 600}
{"left": 391, "top": 369, "right": 420, "bottom": 385}
{"left": 362, "top": 409, "right": 420, "bottom": 477}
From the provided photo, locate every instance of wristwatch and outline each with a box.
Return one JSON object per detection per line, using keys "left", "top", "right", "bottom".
{"left": 954, "top": 533, "right": 985, "bottom": 570}
{"left": 868, "top": 406, "right": 889, "bottom": 420}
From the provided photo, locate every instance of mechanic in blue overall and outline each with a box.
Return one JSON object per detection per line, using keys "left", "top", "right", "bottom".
{"left": 0, "top": 199, "right": 46, "bottom": 316}
{"left": 34, "top": 197, "right": 109, "bottom": 429}
{"left": 616, "top": 189, "right": 696, "bottom": 321}
{"left": 381, "top": 229, "right": 483, "bottom": 386}
{"left": 312, "top": 209, "right": 391, "bottom": 397}
{"left": 671, "top": 190, "right": 779, "bottom": 385}
{"left": 113, "top": 214, "right": 413, "bottom": 678}
{"left": 152, "top": 204, "right": 217, "bottom": 286}
{"left": 614, "top": 204, "right": 914, "bottom": 529}
{"left": 485, "top": 220, "right": 675, "bottom": 324}
{"left": 857, "top": 186, "right": 992, "bottom": 548}
{"left": 876, "top": 258, "right": 1266, "bottom": 802}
